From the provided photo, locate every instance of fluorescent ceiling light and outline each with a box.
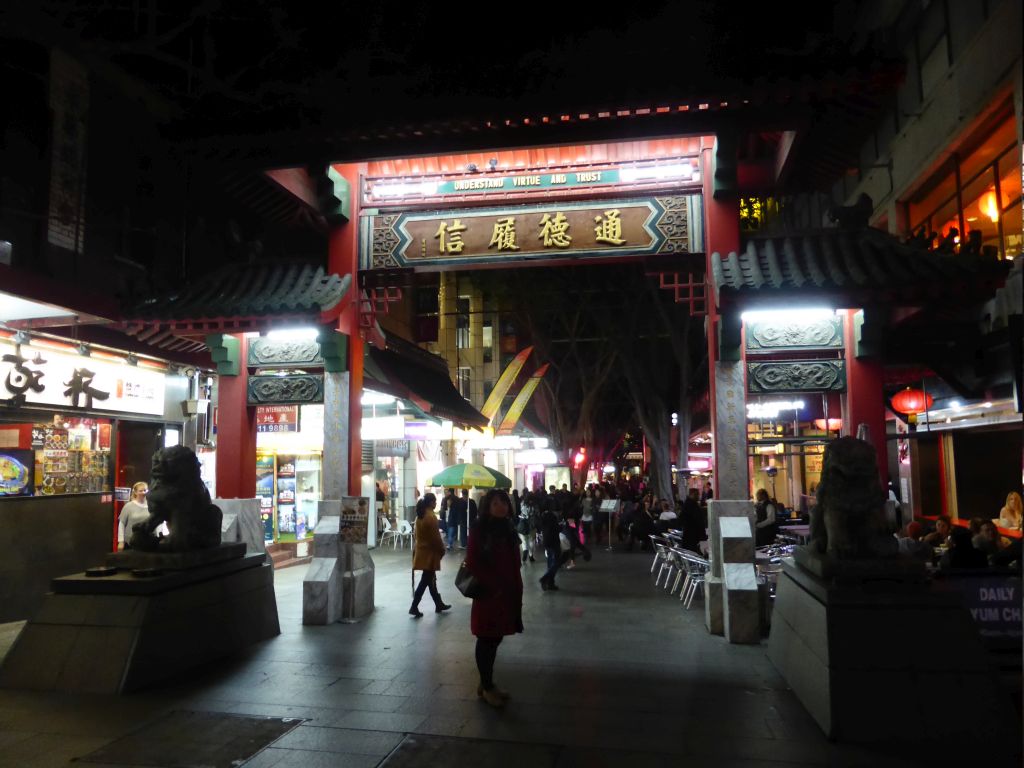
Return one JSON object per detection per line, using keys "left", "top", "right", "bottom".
{"left": 619, "top": 163, "right": 694, "bottom": 183}
{"left": 372, "top": 181, "right": 439, "bottom": 197}
{"left": 361, "top": 389, "right": 396, "bottom": 406}
{"left": 747, "top": 400, "right": 804, "bottom": 418}
{"left": 741, "top": 308, "right": 834, "bottom": 322}
{"left": 0, "top": 292, "right": 76, "bottom": 323}
{"left": 267, "top": 327, "right": 319, "bottom": 340}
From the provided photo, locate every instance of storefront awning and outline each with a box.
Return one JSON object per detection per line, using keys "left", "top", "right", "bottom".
{"left": 364, "top": 335, "right": 488, "bottom": 429}
{"left": 713, "top": 228, "right": 1011, "bottom": 309}
{"left": 117, "top": 261, "right": 350, "bottom": 353}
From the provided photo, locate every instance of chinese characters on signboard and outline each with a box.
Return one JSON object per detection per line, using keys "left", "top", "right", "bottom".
{"left": 256, "top": 405, "right": 300, "bottom": 433}
{"left": 363, "top": 196, "right": 698, "bottom": 270}
{"left": 431, "top": 208, "right": 630, "bottom": 255}
{"left": 0, "top": 340, "right": 166, "bottom": 415}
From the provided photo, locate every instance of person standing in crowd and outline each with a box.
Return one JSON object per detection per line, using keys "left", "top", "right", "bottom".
{"left": 700, "top": 481, "right": 714, "bottom": 504}
{"left": 581, "top": 489, "right": 595, "bottom": 544}
{"left": 448, "top": 489, "right": 468, "bottom": 550}
{"left": 560, "top": 499, "right": 592, "bottom": 570}
{"left": 438, "top": 487, "right": 454, "bottom": 548}
{"left": 464, "top": 490, "right": 523, "bottom": 708}
{"left": 409, "top": 493, "right": 451, "bottom": 617}
{"left": 517, "top": 492, "right": 536, "bottom": 564}
{"left": 679, "top": 488, "right": 707, "bottom": 553}
{"left": 539, "top": 497, "right": 563, "bottom": 590}
{"left": 754, "top": 488, "right": 778, "bottom": 547}
{"left": 117, "top": 481, "right": 151, "bottom": 550}
{"left": 464, "top": 489, "right": 479, "bottom": 530}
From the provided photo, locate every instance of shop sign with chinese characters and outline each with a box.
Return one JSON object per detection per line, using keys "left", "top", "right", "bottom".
{"left": 0, "top": 340, "right": 166, "bottom": 416}
{"left": 361, "top": 195, "right": 701, "bottom": 270}
{"left": 255, "top": 405, "right": 300, "bottom": 433}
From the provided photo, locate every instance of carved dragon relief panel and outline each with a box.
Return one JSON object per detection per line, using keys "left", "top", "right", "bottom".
{"left": 747, "top": 360, "right": 846, "bottom": 393}
{"left": 247, "top": 339, "right": 324, "bottom": 367}
{"left": 247, "top": 374, "right": 325, "bottom": 404}
{"left": 745, "top": 316, "right": 844, "bottom": 352}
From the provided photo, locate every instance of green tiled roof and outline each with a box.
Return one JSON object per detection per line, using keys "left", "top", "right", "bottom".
{"left": 713, "top": 228, "right": 1011, "bottom": 308}
{"left": 128, "top": 261, "right": 350, "bottom": 321}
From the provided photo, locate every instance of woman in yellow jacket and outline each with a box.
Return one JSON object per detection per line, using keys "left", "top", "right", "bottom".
{"left": 410, "top": 492, "right": 452, "bottom": 617}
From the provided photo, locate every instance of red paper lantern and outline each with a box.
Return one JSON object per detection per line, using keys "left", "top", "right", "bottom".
{"left": 890, "top": 387, "right": 934, "bottom": 415}
{"left": 813, "top": 418, "right": 843, "bottom": 431}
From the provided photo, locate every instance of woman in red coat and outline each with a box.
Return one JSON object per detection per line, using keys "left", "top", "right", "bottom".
{"left": 464, "top": 489, "right": 523, "bottom": 707}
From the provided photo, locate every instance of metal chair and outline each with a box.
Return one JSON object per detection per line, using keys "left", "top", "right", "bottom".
{"left": 649, "top": 535, "right": 671, "bottom": 576}
{"left": 679, "top": 552, "right": 710, "bottom": 609}
{"left": 668, "top": 548, "right": 691, "bottom": 596}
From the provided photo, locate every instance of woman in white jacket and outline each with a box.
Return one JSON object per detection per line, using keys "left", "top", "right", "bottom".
{"left": 117, "top": 482, "right": 150, "bottom": 549}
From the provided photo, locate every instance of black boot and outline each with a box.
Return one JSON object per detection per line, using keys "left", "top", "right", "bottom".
{"left": 409, "top": 603, "right": 423, "bottom": 618}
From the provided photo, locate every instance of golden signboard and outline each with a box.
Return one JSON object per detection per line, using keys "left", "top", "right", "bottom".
{"left": 362, "top": 195, "right": 699, "bottom": 270}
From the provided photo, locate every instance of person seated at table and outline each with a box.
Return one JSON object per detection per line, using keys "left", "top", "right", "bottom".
{"left": 679, "top": 488, "right": 707, "bottom": 554}
{"left": 627, "top": 497, "right": 657, "bottom": 551}
{"left": 897, "top": 521, "right": 933, "bottom": 561}
{"left": 991, "top": 537, "right": 1022, "bottom": 570}
{"left": 972, "top": 520, "right": 1005, "bottom": 560}
{"left": 996, "top": 491, "right": 1023, "bottom": 531}
{"left": 922, "top": 515, "right": 952, "bottom": 547}
{"left": 654, "top": 499, "right": 678, "bottom": 533}
{"left": 754, "top": 489, "right": 778, "bottom": 547}
{"left": 940, "top": 527, "right": 988, "bottom": 570}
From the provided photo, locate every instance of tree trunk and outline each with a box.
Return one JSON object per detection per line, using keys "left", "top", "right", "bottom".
{"left": 645, "top": 417, "right": 673, "bottom": 502}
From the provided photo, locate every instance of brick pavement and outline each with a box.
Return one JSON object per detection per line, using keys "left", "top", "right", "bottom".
{"left": 0, "top": 544, "right": 1016, "bottom": 767}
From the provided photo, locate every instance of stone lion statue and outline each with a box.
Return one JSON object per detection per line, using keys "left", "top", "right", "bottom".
{"left": 132, "top": 446, "right": 222, "bottom": 552}
{"left": 808, "top": 436, "right": 896, "bottom": 560}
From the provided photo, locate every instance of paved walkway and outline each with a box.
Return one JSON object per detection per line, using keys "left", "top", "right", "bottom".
{"left": 0, "top": 544, "right": 1017, "bottom": 767}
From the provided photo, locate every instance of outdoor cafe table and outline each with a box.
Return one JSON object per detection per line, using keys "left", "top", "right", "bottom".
{"left": 777, "top": 524, "right": 810, "bottom": 544}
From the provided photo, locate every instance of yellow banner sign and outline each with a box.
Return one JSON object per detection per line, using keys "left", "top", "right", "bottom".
{"left": 497, "top": 364, "right": 549, "bottom": 435}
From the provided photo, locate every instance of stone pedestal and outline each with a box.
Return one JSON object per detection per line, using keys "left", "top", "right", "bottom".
{"left": 723, "top": 561, "right": 760, "bottom": 644}
{"left": 216, "top": 498, "right": 265, "bottom": 556}
{"left": 705, "top": 500, "right": 756, "bottom": 636}
{"left": 0, "top": 553, "right": 279, "bottom": 694}
{"left": 303, "top": 499, "right": 375, "bottom": 624}
{"left": 768, "top": 560, "right": 1020, "bottom": 750}
{"left": 105, "top": 542, "right": 246, "bottom": 571}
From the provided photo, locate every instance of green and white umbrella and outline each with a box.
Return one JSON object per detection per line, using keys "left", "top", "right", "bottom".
{"left": 427, "top": 463, "right": 512, "bottom": 489}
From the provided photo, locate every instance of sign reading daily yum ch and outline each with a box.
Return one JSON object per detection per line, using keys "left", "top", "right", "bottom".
{"left": 361, "top": 195, "right": 702, "bottom": 270}
{"left": 0, "top": 340, "right": 166, "bottom": 416}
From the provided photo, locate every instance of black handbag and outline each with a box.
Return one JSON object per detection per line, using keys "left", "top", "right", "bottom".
{"left": 454, "top": 560, "right": 488, "bottom": 599}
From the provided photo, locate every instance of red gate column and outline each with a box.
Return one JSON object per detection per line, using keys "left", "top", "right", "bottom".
{"left": 844, "top": 311, "right": 888, "bottom": 487}
{"left": 703, "top": 138, "right": 747, "bottom": 501}
{"left": 210, "top": 333, "right": 257, "bottom": 498}
{"left": 329, "top": 163, "right": 365, "bottom": 497}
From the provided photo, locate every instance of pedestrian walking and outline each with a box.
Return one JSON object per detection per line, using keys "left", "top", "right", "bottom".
{"left": 409, "top": 493, "right": 451, "bottom": 617}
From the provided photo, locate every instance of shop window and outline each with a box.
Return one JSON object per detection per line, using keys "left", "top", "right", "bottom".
{"left": 483, "top": 320, "right": 493, "bottom": 363}
{"left": 904, "top": 106, "right": 1019, "bottom": 259}
{"left": 457, "top": 367, "right": 472, "bottom": 400}
{"left": 0, "top": 417, "right": 112, "bottom": 497}
{"left": 456, "top": 297, "right": 470, "bottom": 349}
